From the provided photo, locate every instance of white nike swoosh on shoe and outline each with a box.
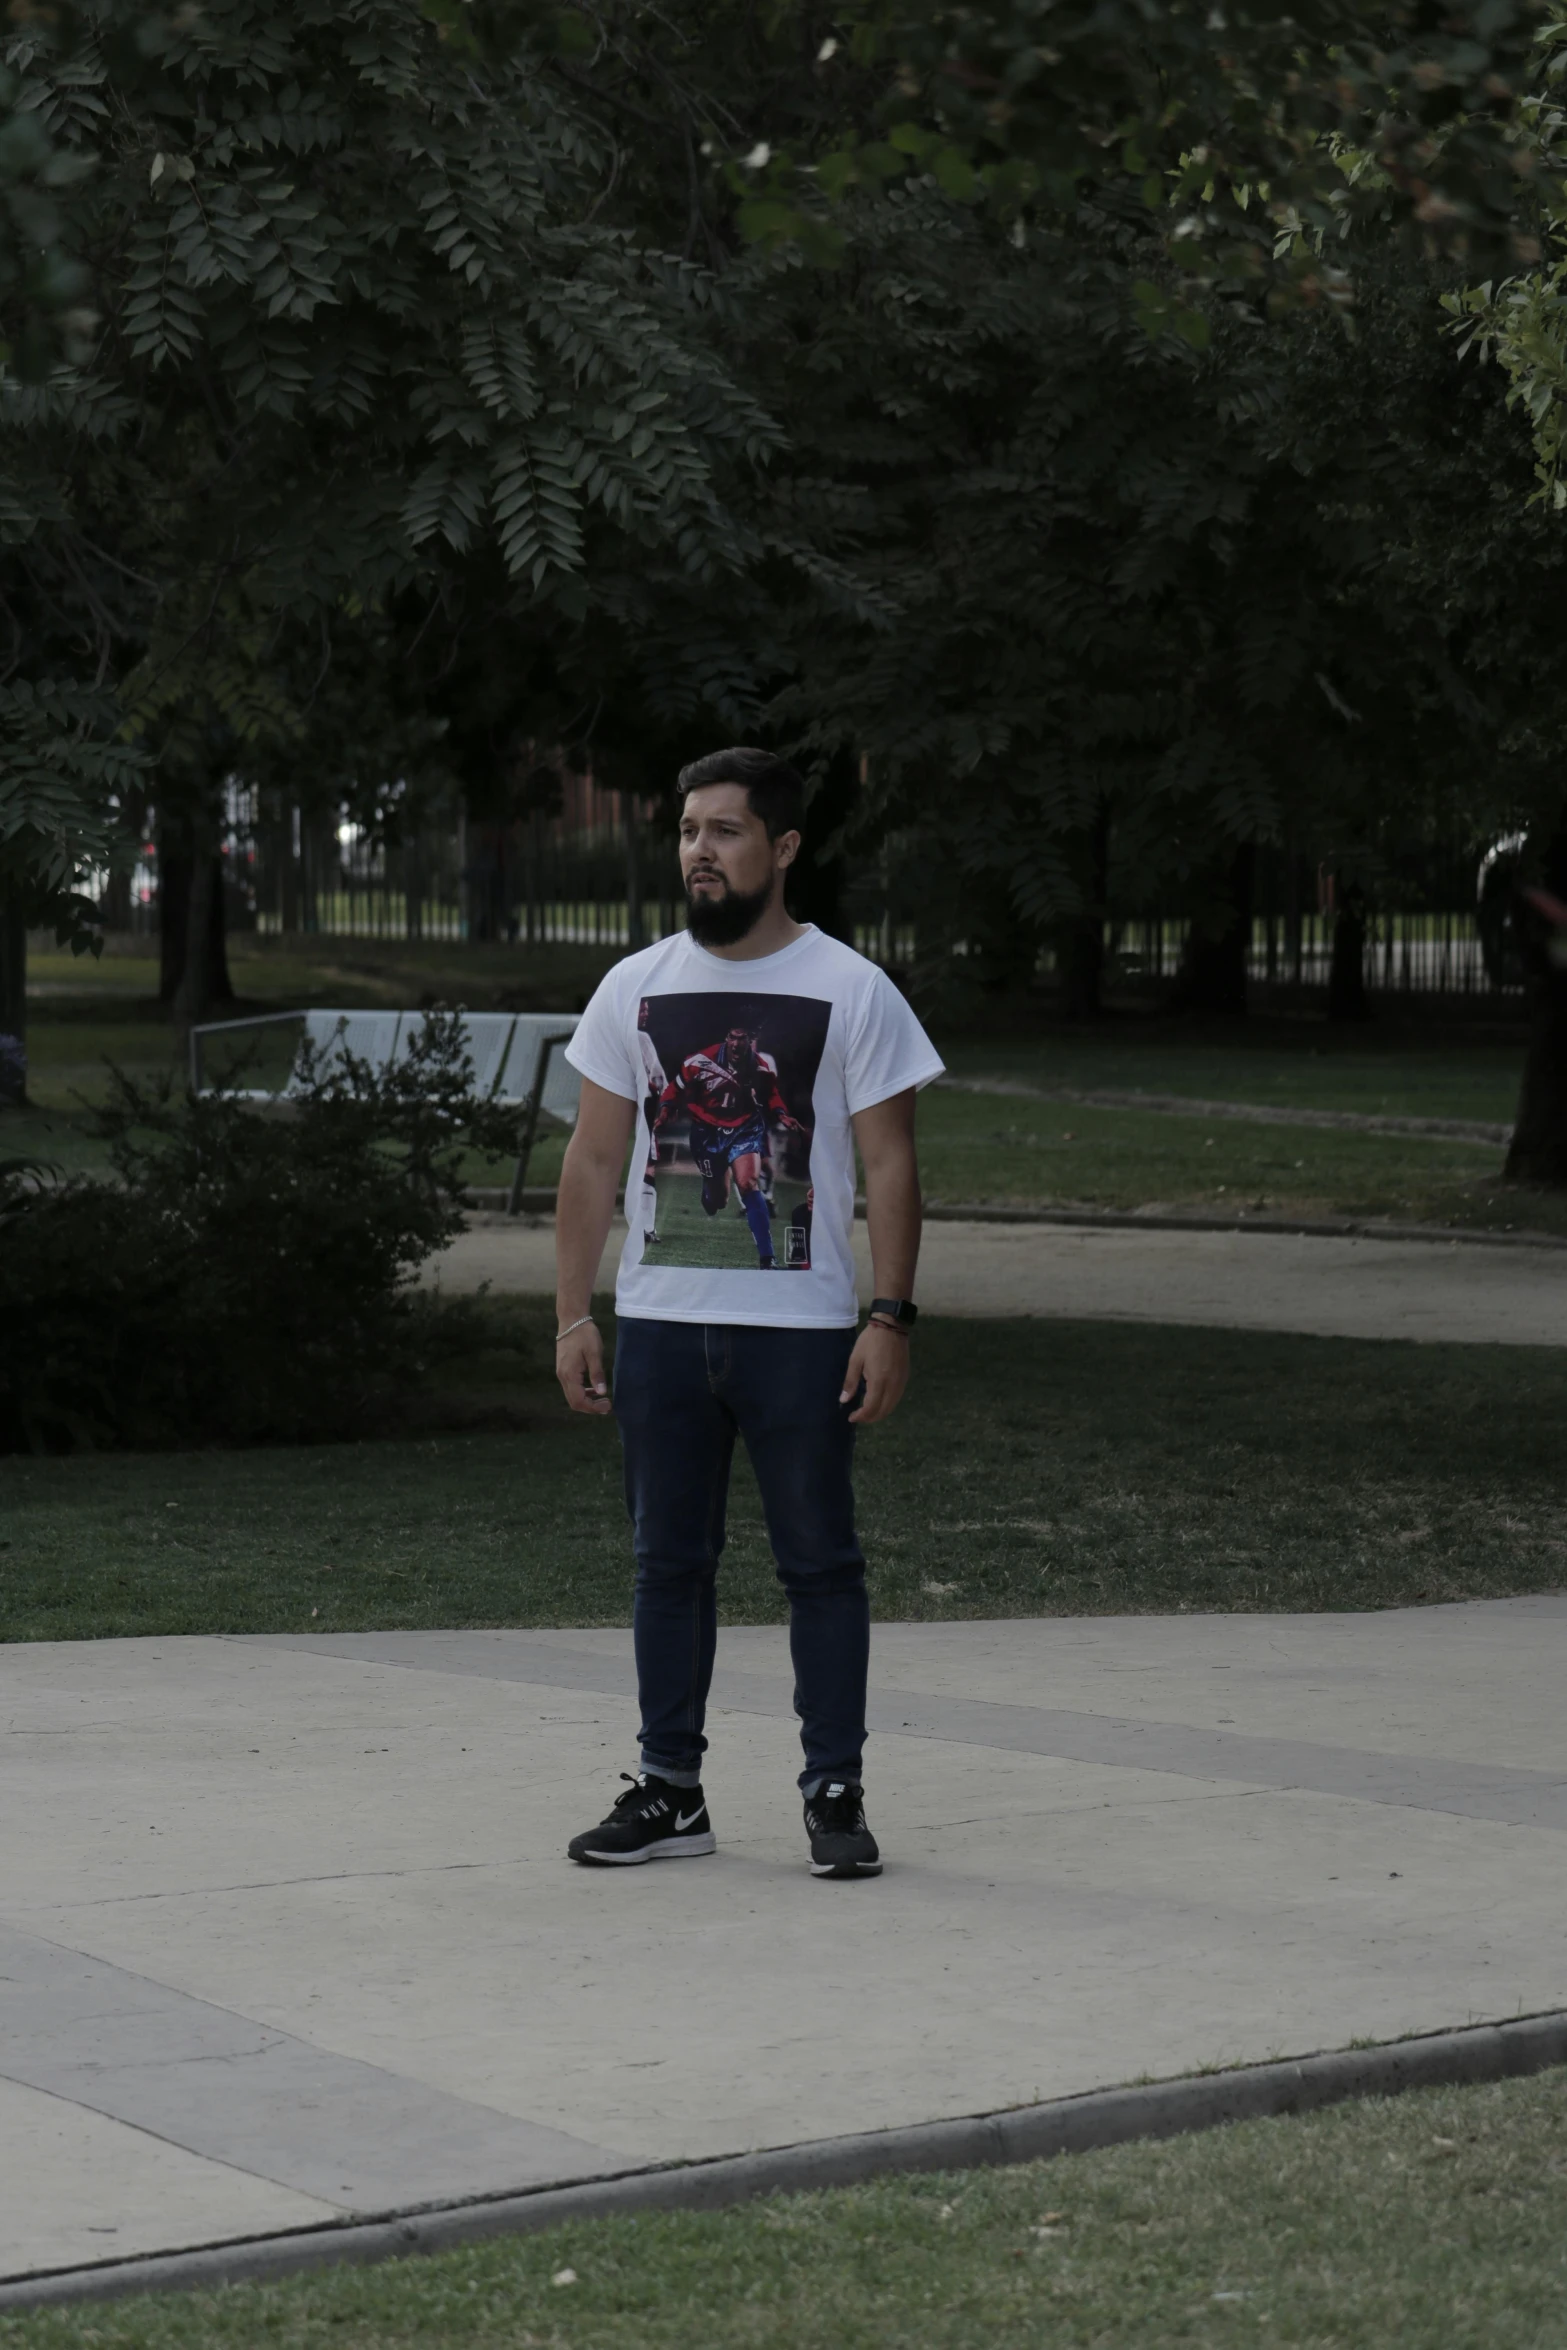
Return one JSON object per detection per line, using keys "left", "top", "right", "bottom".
{"left": 675, "top": 1806, "right": 706, "bottom": 1832}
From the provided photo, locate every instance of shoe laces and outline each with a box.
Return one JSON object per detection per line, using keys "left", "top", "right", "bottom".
{"left": 814, "top": 1780, "right": 864, "bottom": 1833}
{"left": 611, "top": 1772, "right": 668, "bottom": 1818}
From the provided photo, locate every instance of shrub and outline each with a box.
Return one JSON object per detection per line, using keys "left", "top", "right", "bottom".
{"left": 0, "top": 1011, "right": 520, "bottom": 1450}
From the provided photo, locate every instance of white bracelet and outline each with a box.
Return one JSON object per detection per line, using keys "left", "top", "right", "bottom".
{"left": 555, "top": 1315, "right": 596, "bottom": 1343}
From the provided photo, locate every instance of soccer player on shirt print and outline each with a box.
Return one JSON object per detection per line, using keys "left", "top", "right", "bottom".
{"left": 653, "top": 1021, "right": 807, "bottom": 1268}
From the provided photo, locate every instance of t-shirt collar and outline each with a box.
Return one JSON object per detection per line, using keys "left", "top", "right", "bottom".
{"left": 680, "top": 924, "right": 819, "bottom": 977}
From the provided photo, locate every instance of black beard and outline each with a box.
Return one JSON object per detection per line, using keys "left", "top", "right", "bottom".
{"left": 684, "top": 875, "right": 774, "bottom": 946}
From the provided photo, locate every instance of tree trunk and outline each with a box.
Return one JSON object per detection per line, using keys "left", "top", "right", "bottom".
{"left": 525, "top": 812, "right": 541, "bottom": 944}
{"left": 1327, "top": 894, "right": 1372, "bottom": 1022}
{"left": 1059, "top": 912, "right": 1104, "bottom": 1020}
{"left": 280, "top": 802, "right": 302, "bottom": 933}
{"left": 300, "top": 813, "right": 320, "bottom": 933}
{"left": 788, "top": 747, "right": 858, "bottom": 943}
{"left": 1058, "top": 804, "right": 1110, "bottom": 1021}
{"left": 623, "top": 791, "right": 645, "bottom": 953}
{"left": 1173, "top": 842, "right": 1253, "bottom": 1016}
{"left": 161, "top": 816, "right": 235, "bottom": 1018}
{"left": 158, "top": 830, "right": 190, "bottom": 1001}
{"left": 404, "top": 832, "right": 425, "bottom": 942}
{"left": 172, "top": 831, "right": 217, "bottom": 1078}
{"left": 1505, "top": 818, "right": 1567, "bottom": 1185}
{"left": 100, "top": 861, "right": 132, "bottom": 933}
{"left": 0, "top": 883, "right": 27, "bottom": 1106}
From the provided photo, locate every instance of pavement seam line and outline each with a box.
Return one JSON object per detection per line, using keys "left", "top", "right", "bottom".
{"left": 3, "top": 2009, "right": 1564, "bottom": 2312}
{"left": 227, "top": 1633, "right": 1567, "bottom": 1831}
{"left": 0, "top": 1919, "right": 623, "bottom": 2212}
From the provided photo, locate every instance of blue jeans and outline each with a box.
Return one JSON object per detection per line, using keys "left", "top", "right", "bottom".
{"left": 612, "top": 1318, "right": 869, "bottom": 1794}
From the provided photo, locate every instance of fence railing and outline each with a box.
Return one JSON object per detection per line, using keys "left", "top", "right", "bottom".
{"left": 101, "top": 803, "right": 1519, "bottom": 998}
{"left": 1100, "top": 911, "right": 1509, "bottom": 996}
{"left": 103, "top": 879, "right": 1514, "bottom": 995}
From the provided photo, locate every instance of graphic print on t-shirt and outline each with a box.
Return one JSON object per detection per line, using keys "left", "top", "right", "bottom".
{"left": 639, "top": 992, "right": 831, "bottom": 1272}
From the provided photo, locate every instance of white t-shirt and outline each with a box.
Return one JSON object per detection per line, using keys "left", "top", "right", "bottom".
{"left": 565, "top": 926, "right": 944, "bottom": 1327}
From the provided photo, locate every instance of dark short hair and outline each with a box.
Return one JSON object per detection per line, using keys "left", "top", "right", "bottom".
{"left": 677, "top": 747, "right": 805, "bottom": 841}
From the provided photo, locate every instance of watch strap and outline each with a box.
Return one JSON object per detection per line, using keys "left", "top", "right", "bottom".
{"left": 869, "top": 1296, "right": 918, "bottom": 1329}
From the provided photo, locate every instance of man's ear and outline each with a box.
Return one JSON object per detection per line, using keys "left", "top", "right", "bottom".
{"left": 776, "top": 828, "right": 801, "bottom": 868}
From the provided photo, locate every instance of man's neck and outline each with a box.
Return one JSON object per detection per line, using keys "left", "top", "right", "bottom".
{"left": 696, "top": 899, "right": 808, "bottom": 963}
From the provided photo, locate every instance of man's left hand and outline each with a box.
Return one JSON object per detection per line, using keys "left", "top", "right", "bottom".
{"left": 840, "top": 1321, "right": 911, "bottom": 1425}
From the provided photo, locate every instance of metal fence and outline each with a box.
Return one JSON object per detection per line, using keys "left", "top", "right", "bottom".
{"left": 103, "top": 794, "right": 1520, "bottom": 999}
{"left": 109, "top": 787, "right": 925, "bottom": 967}
{"left": 1099, "top": 910, "right": 1505, "bottom": 997}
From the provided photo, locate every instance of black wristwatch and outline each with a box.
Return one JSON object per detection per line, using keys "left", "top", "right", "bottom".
{"left": 868, "top": 1297, "right": 918, "bottom": 1331}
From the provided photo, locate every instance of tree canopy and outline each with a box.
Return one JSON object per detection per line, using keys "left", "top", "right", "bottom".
{"left": 2, "top": 0, "right": 1565, "bottom": 1016}
{"left": 0, "top": 0, "right": 787, "bottom": 932}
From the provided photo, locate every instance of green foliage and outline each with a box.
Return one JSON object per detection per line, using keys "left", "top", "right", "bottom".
{"left": 1446, "top": 4, "right": 1567, "bottom": 498}
{"left": 0, "top": 0, "right": 786, "bottom": 901}
{"left": 0, "top": 678, "right": 147, "bottom": 941}
{"left": 0, "top": 1007, "right": 518, "bottom": 1450}
{"left": 1, "top": 0, "right": 1561, "bottom": 1036}
{"left": 721, "top": 0, "right": 1548, "bottom": 310}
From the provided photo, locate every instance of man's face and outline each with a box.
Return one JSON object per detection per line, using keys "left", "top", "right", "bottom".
{"left": 678, "top": 783, "right": 796, "bottom": 926}
{"left": 726, "top": 1026, "right": 755, "bottom": 1061}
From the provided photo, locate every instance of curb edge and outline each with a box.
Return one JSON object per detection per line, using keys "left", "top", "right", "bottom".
{"left": 4, "top": 2009, "right": 1565, "bottom": 2313}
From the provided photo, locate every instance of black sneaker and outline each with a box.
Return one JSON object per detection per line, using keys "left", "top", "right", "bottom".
{"left": 567, "top": 1774, "right": 715, "bottom": 1867}
{"left": 803, "top": 1781, "right": 881, "bottom": 1878}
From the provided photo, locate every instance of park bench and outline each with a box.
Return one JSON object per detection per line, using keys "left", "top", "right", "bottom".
{"left": 188, "top": 1008, "right": 581, "bottom": 1212}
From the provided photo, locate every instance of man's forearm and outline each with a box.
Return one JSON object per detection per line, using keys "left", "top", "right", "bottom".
{"left": 863, "top": 1150, "right": 922, "bottom": 1299}
{"left": 555, "top": 1139, "right": 620, "bottom": 1323}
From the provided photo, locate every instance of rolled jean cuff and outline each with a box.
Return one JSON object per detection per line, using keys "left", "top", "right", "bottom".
{"left": 640, "top": 1754, "right": 702, "bottom": 1789}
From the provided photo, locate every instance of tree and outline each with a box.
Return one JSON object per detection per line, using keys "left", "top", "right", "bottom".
{"left": 736, "top": 0, "right": 1548, "bottom": 302}
{"left": 0, "top": 0, "right": 786, "bottom": 1003}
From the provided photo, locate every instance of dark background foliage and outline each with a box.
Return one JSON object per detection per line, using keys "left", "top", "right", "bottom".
{"left": 0, "top": 1012, "right": 515, "bottom": 1448}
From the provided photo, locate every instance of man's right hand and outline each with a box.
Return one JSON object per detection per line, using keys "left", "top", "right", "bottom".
{"left": 557, "top": 1322, "right": 611, "bottom": 1415}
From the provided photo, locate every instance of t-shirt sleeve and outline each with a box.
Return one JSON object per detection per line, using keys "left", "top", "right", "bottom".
{"left": 843, "top": 968, "right": 946, "bottom": 1115}
{"left": 564, "top": 971, "right": 639, "bottom": 1101}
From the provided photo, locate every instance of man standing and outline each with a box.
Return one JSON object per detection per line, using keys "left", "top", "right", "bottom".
{"left": 554, "top": 747, "right": 943, "bottom": 1879}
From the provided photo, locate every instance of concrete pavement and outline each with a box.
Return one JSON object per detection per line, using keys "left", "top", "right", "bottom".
{"left": 4, "top": 1598, "right": 1566, "bottom": 2283}
{"left": 428, "top": 1211, "right": 1567, "bottom": 1346}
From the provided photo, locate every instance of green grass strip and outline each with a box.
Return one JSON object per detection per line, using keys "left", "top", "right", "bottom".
{"left": 4, "top": 1313, "right": 1565, "bottom": 1641}
{"left": 5, "top": 2070, "right": 1566, "bottom": 2347}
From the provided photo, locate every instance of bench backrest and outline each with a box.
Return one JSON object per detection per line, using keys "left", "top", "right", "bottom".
{"left": 497, "top": 1014, "right": 582, "bottom": 1121}
{"left": 192, "top": 1009, "right": 582, "bottom": 1123}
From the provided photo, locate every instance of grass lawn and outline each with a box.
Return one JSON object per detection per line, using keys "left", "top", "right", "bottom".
{"left": 925, "top": 1022, "right": 1567, "bottom": 1236}
{"left": 912, "top": 1088, "right": 1567, "bottom": 1236}
{"left": 941, "top": 1020, "right": 1528, "bottom": 1122}
{"left": 11, "top": 953, "right": 1561, "bottom": 1229}
{"left": 4, "top": 1310, "right": 1564, "bottom": 1642}
{"left": 5, "top": 2069, "right": 1565, "bottom": 2348}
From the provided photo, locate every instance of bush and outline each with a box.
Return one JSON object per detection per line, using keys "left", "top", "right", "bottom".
{"left": 0, "top": 1011, "right": 520, "bottom": 1450}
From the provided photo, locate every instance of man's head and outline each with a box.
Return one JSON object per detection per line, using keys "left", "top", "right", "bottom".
{"left": 724, "top": 1023, "right": 759, "bottom": 1063}
{"left": 677, "top": 748, "right": 804, "bottom": 947}
{"left": 637, "top": 998, "right": 651, "bottom": 1031}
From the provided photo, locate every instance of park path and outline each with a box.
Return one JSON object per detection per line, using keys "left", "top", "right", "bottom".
{"left": 3, "top": 1598, "right": 1565, "bottom": 2284}
{"left": 429, "top": 1212, "right": 1567, "bottom": 1347}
